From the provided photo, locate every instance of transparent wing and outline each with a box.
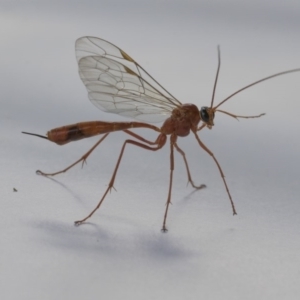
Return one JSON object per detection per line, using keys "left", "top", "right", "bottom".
{"left": 75, "top": 36, "right": 182, "bottom": 123}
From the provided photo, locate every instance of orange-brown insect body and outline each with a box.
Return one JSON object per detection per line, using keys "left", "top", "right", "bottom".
{"left": 48, "top": 103, "right": 202, "bottom": 145}
{"left": 48, "top": 121, "right": 161, "bottom": 145}
{"left": 23, "top": 36, "right": 300, "bottom": 232}
{"left": 161, "top": 103, "right": 200, "bottom": 136}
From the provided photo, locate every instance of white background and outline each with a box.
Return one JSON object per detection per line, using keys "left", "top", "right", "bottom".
{"left": 1, "top": 1, "right": 300, "bottom": 299}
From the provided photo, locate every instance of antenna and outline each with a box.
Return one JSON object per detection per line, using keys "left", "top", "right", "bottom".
{"left": 210, "top": 45, "right": 221, "bottom": 108}
{"left": 215, "top": 68, "right": 300, "bottom": 109}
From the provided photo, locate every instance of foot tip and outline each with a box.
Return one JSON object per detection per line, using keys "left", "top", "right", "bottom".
{"left": 74, "top": 221, "right": 83, "bottom": 226}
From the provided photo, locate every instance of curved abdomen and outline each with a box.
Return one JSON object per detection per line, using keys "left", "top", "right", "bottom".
{"left": 47, "top": 121, "right": 160, "bottom": 145}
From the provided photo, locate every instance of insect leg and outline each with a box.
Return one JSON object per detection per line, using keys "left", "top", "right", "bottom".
{"left": 193, "top": 132, "right": 237, "bottom": 215}
{"left": 161, "top": 134, "right": 176, "bottom": 232}
{"left": 75, "top": 133, "right": 167, "bottom": 226}
{"left": 37, "top": 133, "right": 109, "bottom": 176}
{"left": 173, "top": 142, "right": 206, "bottom": 190}
{"left": 197, "top": 123, "right": 206, "bottom": 131}
{"left": 123, "top": 129, "right": 159, "bottom": 145}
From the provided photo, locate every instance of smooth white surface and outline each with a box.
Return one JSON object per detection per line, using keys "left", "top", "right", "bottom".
{"left": 1, "top": 1, "right": 300, "bottom": 299}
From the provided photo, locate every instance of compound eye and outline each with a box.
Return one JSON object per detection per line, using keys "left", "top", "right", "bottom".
{"left": 200, "top": 107, "right": 209, "bottom": 123}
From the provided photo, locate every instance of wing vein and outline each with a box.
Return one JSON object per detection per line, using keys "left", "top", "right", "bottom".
{"left": 75, "top": 36, "right": 181, "bottom": 122}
